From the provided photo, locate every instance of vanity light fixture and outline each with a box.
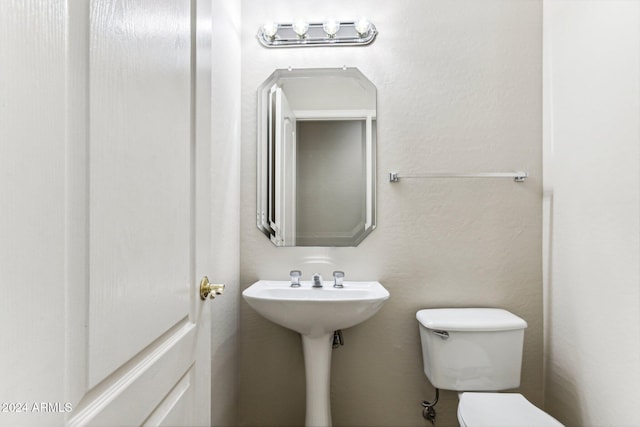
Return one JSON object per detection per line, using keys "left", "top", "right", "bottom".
{"left": 257, "top": 18, "right": 377, "bottom": 48}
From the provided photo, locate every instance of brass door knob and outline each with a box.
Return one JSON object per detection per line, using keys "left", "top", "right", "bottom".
{"left": 200, "top": 276, "right": 225, "bottom": 300}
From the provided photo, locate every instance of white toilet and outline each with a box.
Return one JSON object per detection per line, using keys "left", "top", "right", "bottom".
{"left": 416, "top": 308, "right": 563, "bottom": 427}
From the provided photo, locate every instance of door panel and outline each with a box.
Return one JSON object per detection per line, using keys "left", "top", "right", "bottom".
{"left": 143, "top": 367, "right": 194, "bottom": 427}
{"left": 88, "top": 0, "right": 192, "bottom": 387}
{"left": 70, "top": 324, "right": 196, "bottom": 426}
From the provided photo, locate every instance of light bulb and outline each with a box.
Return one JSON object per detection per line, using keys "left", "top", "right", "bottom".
{"left": 354, "top": 18, "right": 371, "bottom": 37}
{"left": 292, "top": 19, "right": 309, "bottom": 38}
{"left": 262, "top": 21, "right": 278, "bottom": 39}
{"left": 323, "top": 18, "right": 340, "bottom": 37}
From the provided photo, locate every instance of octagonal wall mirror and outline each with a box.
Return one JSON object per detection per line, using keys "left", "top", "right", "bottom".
{"left": 257, "top": 67, "right": 377, "bottom": 246}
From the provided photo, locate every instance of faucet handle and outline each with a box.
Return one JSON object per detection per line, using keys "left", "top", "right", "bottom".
{"left": 290, "top": 270, "right": 301, "bottom": 287}
{"left": 333, "top": 271, "right": 344, "bottom": 288}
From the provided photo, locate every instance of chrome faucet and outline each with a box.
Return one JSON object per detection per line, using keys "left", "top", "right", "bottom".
{"left": 312, "top": 273, "right": 323, "bottom": 288}
{"left": 333, "top": 271, "right": 344, "bottom": 288}
{"left": 290, "top": 270, "right": 301, "bottom": 287}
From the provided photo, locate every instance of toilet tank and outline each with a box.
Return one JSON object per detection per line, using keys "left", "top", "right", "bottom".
{"left": 416, "top": 308, "right": 527, "bottom": 391}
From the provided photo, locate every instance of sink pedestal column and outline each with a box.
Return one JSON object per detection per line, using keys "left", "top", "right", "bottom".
{"left": 302, "top": 332, "right": 333, "bottom": 427}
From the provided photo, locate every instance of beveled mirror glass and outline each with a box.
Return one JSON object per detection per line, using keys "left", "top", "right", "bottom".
{"left": 257, "top": 67, "right": 377, "bottom": 246}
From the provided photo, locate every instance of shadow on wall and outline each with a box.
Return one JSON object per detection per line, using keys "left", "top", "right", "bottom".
{"left": 211, "top": 334, "right": 239, "bottom": 426}
{"left": 545, "top": 366, "right": 582, "bottom": 427}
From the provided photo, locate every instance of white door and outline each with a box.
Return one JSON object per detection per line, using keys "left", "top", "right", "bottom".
{"left": 271, "top": 87, "right": 297, "bottom": 246}
{"left": 0, "top": 1, "right": 214, "bottom": 426}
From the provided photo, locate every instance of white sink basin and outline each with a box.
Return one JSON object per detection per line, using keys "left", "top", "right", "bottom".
{"left": 243, "top": 280, "right": 389, "bottom": 338}
{"left": 243, "top": 279, "right": 389, "bottom": 427}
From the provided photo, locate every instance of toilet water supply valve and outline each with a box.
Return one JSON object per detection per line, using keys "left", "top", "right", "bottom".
{"left": 332, "top": 330, "right": 344, "bottom": 348}
{"left": 421, "top": 388, "right": 439, "bottom": 425}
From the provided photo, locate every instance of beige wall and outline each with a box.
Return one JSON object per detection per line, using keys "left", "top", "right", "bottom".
{"left": 211, "top": 0, "right": 241, "bottom": 425}
{"left": 239, "top": 1, "right": 542, "bottom": 426}
{"left": 543, "top": 2, "right": 640, "bottom": 426}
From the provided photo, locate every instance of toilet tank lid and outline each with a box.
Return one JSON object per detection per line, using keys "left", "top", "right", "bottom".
{"left": 416, "top": 308, "right": 527, "bottom": 331}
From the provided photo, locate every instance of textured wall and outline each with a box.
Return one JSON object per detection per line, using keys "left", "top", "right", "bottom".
{"left": 211, "top": 0, "right": 241, "bottom": 425}
{"left": 239, "top": 1, "right": 542, "bottom": 426}
{"left": 543, "top": 2, "right": 640, "bottom": 426}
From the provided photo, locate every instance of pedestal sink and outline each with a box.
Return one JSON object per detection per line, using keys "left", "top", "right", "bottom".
{"left": 242, "top": 280, "right": 390, "bottom": 427}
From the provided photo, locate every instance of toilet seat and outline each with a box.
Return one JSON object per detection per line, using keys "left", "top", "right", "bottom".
{"left": 457, "top": 392, "right": 564, "bottom": 427}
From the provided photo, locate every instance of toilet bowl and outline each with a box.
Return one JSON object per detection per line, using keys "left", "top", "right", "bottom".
{"left": 457, "top": 392, "right": 563, "bottom": 427}
{"left": 416, "top": 308, "right": 563, "bottom": 427}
